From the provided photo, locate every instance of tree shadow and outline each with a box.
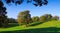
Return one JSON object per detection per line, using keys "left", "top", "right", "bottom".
{"left": 0, "top": 27, "right": 60, "bottom": 33}
{"left": 29, "top": 22, "right": 45, "bottom": 26}
{"left": 7, "top": 23, "right": 19, "bottom": 28}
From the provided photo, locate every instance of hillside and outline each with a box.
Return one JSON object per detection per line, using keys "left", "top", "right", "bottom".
{"left": 0, "top": 20, "right": 60, "bottom": 33}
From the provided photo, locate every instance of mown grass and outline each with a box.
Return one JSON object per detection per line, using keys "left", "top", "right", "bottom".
{"left": 0, "top": 20, "right": 60, "bottom": 33}
{"left": 0, "top": 27, "right": 60, "bottom": 33}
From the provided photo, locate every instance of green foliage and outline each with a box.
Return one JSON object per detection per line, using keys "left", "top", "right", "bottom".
{"left": 32, "top": 16, "right": 39, "bottom": 22}
{"left": 39, "top": 16, "right": 47, "bottom": 22}
{"left": 0, "top": 1, "right": 8, "bottom": 27}
{"left": 52, "top": 16, "right": 59, "bottom": 20}
{"left": 44, "top": 14, "right": 52, "bottom": 21}
{"left": 7, "top": 18, "right": 17, "bottom": 23}
{"left": 39, "top": 14, "right": 53, "bottom": 22}
{"left": 17, "top": 10, "right": 32, "bottom": 26}
{"left": 0, "top": 0, "right": 48, "bottom": 7}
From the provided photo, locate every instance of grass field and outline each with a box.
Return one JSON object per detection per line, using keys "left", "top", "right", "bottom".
{"left": 0, "top": 20, "right": 60, "bottom": 33}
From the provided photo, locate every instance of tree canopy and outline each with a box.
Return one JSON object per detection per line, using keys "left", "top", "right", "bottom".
{"left": 17, "top": 10, "right": 32, "bottom": 26}
{"left": 0, "top": 1, "right": 7, "bottom": 27}
{"left": 0, "top": 0, "right": 48, "bottom": 7}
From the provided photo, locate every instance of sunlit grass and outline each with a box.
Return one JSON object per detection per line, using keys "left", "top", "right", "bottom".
{"left": 0, "top": 20, "right": 60, "bottom": 32}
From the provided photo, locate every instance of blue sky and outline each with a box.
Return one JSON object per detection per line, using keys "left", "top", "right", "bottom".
{"left": 4, "top": 0, "right": 60, "bottom": 19}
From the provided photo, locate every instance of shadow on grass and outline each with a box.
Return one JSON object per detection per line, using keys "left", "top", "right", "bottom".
{"left": 7, "top": 23, "right": 19, "bottom": 28}
{"left": 29, "top": 22, "right": 44, "bottom": 26}
{"left": 0, "top": 27, "right": 60, "bottom": 33}
{"left": 6, "top": 22, "right": 46, "bottom": 28}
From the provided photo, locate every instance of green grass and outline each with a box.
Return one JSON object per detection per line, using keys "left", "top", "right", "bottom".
{"left": 0, "top": 20, "right": 60, "bottom": 33}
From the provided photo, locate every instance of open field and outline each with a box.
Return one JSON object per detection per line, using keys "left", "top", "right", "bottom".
{"left": 0, "top": 20, "right": 60, "bottom": 33}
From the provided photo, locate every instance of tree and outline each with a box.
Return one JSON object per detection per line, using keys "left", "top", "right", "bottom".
{"left": 17, "top": 10, "right": 32, "bottom": 27}
{"left": 47, "top": 14, "right": 52, "bottom": 21}
{"left": 1, "top": 0, "right": 48, "bottom": 7}
{"left": 0, "top": 1, "right": 7, "bottom": 27}
{"left": 7, "top": 18, "right": 17, "bottom": 23}
{"left": 32, "top": 16, "right": 39, "bottom": 22}
{"left": 52, "top": 16, "right": 59, "bottom": 20}
{"left": 39, "top": 16, "right": 46, "bottom": 22}
{"left": 44, "top": 14, "right": 52, "bottom": 21}
{"left": 39, "top": 14, "right": 52, "bottom": 22}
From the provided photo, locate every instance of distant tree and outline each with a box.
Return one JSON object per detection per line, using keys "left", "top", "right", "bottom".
{"left": 32, "top": 16, "right": 39, "bottom": 22}
{"left": 0, "top": 1, "right": 7, "bottom": 27}
{"left": 44, "top": 14, "right": 52, "bottom": 21}
{"left": 39, "top": 16, "right": 46, "bottom": 22}
{"left": 52, "top": 16, "right": 59, "bottom": 20}
{"left": 39, "top": 14, "right": 52, "bottom": 22}
{"left": 47, "top": 14, "right": 52, "bottom": 20}
{"left": 17, "top": 10, "right": 32, "bottom": 27}
{"left": 7, "top": 18, "right": 17, "bottom": 23}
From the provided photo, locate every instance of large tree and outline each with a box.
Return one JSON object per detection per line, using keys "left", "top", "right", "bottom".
{"left": 0, "top": 1, "right": 7, "bottom": 27}
{"left": 17, "top": 10, "right": 32, "bottom": 27}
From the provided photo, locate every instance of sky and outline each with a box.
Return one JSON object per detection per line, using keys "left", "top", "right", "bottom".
{"left": 4, "top": 0, "right": 60, "bottom": 19}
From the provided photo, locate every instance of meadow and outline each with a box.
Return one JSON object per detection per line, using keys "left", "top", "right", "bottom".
{"left": 0, "top": 20, "right": 60, "bottom": 33}
{"left": 0, "top": 0, "right": 60, "bottom": 33}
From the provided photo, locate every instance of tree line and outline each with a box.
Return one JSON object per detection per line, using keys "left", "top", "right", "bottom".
{"left": 0, "top": 10, "right": 59, "bottom": 27}
{"left": 17, "top": 10, "right": 59, "bottom": 27}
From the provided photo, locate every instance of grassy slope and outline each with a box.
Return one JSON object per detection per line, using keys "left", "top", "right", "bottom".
{"left": 0, "top": 20, "right": 60, "bottom": 32}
